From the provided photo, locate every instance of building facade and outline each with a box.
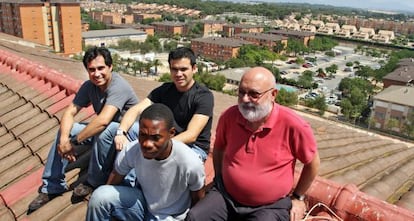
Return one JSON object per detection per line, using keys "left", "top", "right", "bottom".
{"left": 371, "top": 86, "right": 414, "bottom": 134}
{"left": 191, "top": 37, "right": 251, "bottom": 61}
{"left": 0, "top": 0, "right": 82, "bottom": 55}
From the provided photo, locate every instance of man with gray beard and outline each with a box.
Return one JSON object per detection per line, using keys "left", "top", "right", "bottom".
{"left": 186, "top": 67, "right": 320, "bottom": 221}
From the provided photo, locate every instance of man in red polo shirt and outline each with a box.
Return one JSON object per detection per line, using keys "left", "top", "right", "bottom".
{"left": 186, "top": 67, "right": 320, "bottom": 221}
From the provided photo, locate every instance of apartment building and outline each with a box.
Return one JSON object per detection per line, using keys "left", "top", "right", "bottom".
{"left": 132, "top": 13, "right": 162, "bottom": 23}
{"left": 234, "top": 33, "right": 288, "bottom": 51}
{"left": 383, "top": 58, "right": 414, "bottom": 88}
{"left": 0, "top": 0, "right": 82, "bottom": 55}
{"left": 91, "top": 11, "right": 133, "bottom": 25}
{"left": 199, "top": 20, "right": 226, "bottom": 37}
{"left": 371, "top": 85, "right": 414, "bottom": 132}
{"left": 151, "top": 21, "right": 187, "bottom": 36}
{"left": 267, "top": 29, "right": 315, "bottom": 46}
{"left": 191, "top": 37, "right": 251, "bottom": 61}
{"left": 222, "top": 24, "right": 264, "bottom": 37}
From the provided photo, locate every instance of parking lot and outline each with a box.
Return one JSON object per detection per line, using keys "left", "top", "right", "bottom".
{"left": 275, "top": 45, "right": 382, "bottom": 101}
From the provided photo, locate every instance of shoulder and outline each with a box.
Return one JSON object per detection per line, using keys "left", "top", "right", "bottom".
{"left": 171, "top": 140, "right": 202, "bottom": 165}
{"left": 193, "top": 82, "right": 213, "bottom": 94}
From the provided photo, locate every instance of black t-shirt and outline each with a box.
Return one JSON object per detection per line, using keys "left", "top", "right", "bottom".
{"left": 148, "top": 82, "right": 214, "bottom": 153}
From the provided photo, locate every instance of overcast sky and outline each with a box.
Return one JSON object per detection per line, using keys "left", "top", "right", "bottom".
{"left": 235, "top": 0, "right": 414, "bottom": 13}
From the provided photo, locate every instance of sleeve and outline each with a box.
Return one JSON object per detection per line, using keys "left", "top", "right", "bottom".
{"left": 106, "top": 77, "right": 137, "bottom": 110}
{"left": 147, "top": 83, "right": 167, "bottom": 103}
{"left": 114, "top": 141, "right": 137, "bottom": 175}
{"left": 187, "top": 157, "right": 206, "bottom": 191}
{"left": 72, "top": 81, "right": 91, "bottom": 107}
{"left": 194, "top": 89, "right": 214, "bottom": 117}
{"left": 291, "top": 121, "right": 317, "bottom": 164}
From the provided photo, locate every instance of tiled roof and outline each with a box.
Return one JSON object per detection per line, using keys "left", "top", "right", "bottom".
{"left": 0, "top": 38, "right": 414, "bottom": 220}
{"left": 374, "top": 85, "right": 414, "bottom": 107}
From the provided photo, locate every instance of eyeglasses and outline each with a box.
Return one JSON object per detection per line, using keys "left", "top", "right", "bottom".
{"left": 238, "top": 88, "right": 274, "bottom": 100}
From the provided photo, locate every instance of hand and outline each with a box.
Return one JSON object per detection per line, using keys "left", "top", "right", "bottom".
{"left": 58, "top": 140, "right": 77, "bottom": 162}
{"left": 290, "top": 198, "right": 307, "bottom": 221}
{"left": 114, "top": 134, "right": 128, "bottom": 151}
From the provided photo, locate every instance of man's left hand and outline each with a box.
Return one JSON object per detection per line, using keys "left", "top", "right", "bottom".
{"left": 290, "top": 199, "right": 307, "bottom": 221}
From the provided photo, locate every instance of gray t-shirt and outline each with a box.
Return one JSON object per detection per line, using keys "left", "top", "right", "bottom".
{"left": 115, "top": 139, "right": 205, "bottom": 220}
{"left": 73, "top": 72, "right": 138, "bottom": 122}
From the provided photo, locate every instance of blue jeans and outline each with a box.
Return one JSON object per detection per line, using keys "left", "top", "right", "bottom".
{"left": 87, "top": 185, "right": 181, "bottom": 221}
{"left": 86, "top": 185, "right": 147, "bottom": 221}
{"left": 40, "top": 121, "right": 139, "bottom": 194}
{"left": 189, "top": 144, "right": 208, "bottom": 162}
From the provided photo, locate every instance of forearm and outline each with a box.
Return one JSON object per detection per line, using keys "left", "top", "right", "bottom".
{"left": 213, "top": 149, "right": 224, "bottom": 177}
{"left": 294, "top": 152, "right": 320, "bottom": 195}
{"left": 75, "top": 117, "right": 108, "bottom": 142}
{"left": 118, "top": 99, "right": 152, "bottom": 132}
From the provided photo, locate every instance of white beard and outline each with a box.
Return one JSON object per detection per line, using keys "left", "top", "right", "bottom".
{"left": 238, "top": 101, "right": 273, "bottom": 122}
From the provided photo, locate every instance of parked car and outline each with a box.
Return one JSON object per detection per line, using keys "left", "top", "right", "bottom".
{"left": 302, "top": 63, "right": 311, "bottom": 68}
{"left": 286, "top": 59, "right": 296, "bottom": 64}
{"left": 280, "top": 70, "right": 288, "bottom": 75}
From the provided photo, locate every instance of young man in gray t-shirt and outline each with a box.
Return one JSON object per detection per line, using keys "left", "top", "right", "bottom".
{"left": 86, "top": 103, "right": 205, "bottom": 221}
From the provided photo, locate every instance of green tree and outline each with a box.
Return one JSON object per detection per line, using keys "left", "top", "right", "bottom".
{"left": 158, "top": 73, "right": 172, "bottom": 82}
{"left": 286, "top": 38, "right": 305, "bottom": 57}
{"left": 276, "top": 88, "right": 298, "bottom": 107}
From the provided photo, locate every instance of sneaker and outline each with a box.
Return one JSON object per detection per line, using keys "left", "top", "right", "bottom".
{"left": 73, "top": 182, "right": 94, "bottom": 198}
{"left": 27, "top": 192, "right": 60, "bottom": 214}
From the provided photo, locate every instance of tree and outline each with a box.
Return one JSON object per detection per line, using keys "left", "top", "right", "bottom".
{"left": 152, "top": 59, "right": 162, "bottom": 75}
{"left": 286, "top": 38, "right": 305, "bottom": 57}
{"left": 355, "top": 65, "right": 374, "bottom": 79}
{"left": 276, "top": 88, "right": 298, "bottom": 107}
{"left": 325, "top": 64, "right": 338, "bottom": 77}
{"left": 297, "top": 70, "right": 314, "bottom": 89}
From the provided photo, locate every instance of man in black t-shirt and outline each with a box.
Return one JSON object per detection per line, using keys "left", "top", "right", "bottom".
{"left": 115, "top": 47, "right": 214, "bottom": 161}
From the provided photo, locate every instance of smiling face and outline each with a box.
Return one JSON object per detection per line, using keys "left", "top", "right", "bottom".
{"left": 86, "top": 55, "right": 112, "bottom": 91}
{"left": 169, "top": 58, "right": 197, "bottom": 92}
{"left": 138, "top": 118, "right": 175, "bottom": 160}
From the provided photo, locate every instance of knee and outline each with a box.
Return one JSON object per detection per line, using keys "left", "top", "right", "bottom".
{"left": 88, "top": 185, "right": 116, "bottom": 208}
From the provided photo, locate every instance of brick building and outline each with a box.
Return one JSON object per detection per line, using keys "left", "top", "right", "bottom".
{"left": 222, "top": 24, "right": 264, "bottom": 37}
{"left": 191, "top": 37, "right": 251, "bottom": 61}
{"left": 234, "top": 33, "right": 288, "bottom": 51}
{"left": 151, "top": 21, "right": 187, "bottom": 36}
{"left": 267, "top": 29, "right": 315, "bottom": 46}
{"left": 0, "top": 0, "right": 82, "bottom": 55}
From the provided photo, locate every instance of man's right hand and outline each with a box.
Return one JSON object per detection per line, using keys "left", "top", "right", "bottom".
{"left": 58, "top": 140, "right": 76, "bottom": 162}
{"left": 114, "top": 135, "right": 128, "bottom": 151}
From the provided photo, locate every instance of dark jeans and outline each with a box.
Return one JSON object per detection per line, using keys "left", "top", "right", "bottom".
{"left": 186, "top": 177, "right": 291, "bottom": 221}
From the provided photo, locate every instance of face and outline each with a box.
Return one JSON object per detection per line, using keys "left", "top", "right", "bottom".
{"left": 237, "top": 71, "right": 276, "bottom": 122}
{"left": 86, "top": 55, "right": 112, "bottom": 91}
{"left": 169, "top": 58, "right": 196, "bottom": 92}
{"left": 138, "top": 118, "right": 175, "bottom": 160}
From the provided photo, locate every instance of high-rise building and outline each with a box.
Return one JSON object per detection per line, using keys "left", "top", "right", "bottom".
{"left": 0, "top": 0, "right": 82, "bottom": 55}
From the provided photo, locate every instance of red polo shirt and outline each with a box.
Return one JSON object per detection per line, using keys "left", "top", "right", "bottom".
{"left": 214, "top": 103, "right": 317, "bottom": 206}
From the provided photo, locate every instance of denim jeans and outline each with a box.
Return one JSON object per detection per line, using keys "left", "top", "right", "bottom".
{"left": 87, "top": 185, "right": 186, "bottom": 221}
{"left": 189, "top": 144, "right": 208, "bottom": 162}
{"left": 86, "top": 185, "right": 147, "bottom": 221}
{"left": 40, "top": 121, "right": 139, "bottom": 194}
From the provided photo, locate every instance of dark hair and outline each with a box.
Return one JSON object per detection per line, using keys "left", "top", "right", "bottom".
{"left": 168, "top": 47, "right": 197, "bottom": 67}
{"left": 83, "top": 46, "right": 113, "bottom": 68}
{"left": 140, "top": 103, "right": 174, "bottom": 129}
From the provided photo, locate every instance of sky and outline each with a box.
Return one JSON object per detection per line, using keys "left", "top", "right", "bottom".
{"left": 233, "top": 0, "right": 414, "bottom": 13}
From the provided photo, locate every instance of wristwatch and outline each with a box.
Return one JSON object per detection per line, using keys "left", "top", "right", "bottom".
{"left": 116, "top": 129, "right": 127, "bottom": 136}
{"left": 292, "top": 192, "right": 305, "bottom": 201}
